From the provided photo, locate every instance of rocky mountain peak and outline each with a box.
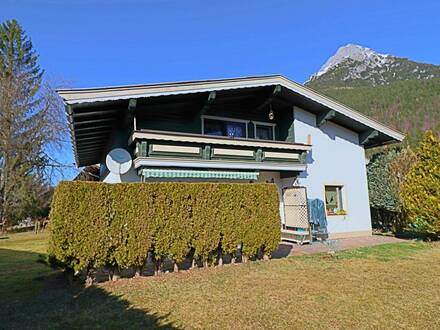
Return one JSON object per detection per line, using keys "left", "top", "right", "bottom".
{"left": 314, "top": 44, "right": 391, "bottom": 78}
{"left": 306, "top": 44, "right": 440, "bottom": 88}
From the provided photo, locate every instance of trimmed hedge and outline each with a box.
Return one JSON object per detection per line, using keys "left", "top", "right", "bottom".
{"left": 49, "top": 181, "right": 280, "bottom": 277}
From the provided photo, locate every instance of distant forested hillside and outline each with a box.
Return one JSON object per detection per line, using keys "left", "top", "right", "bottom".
{"left": 305, "top": 44, "right": 440, "bottom": 145}
{"left": 310, "top": 79, "right": 440, "bottom": 146}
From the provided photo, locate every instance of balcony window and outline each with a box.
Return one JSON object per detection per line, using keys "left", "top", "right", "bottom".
{"left": 255, "top": 124, "right": 275, "bottom": 140}
{"left": 253, "top": 122, "right": 276, "bottom": 140}
{"left": 202, "top": 116, "right": 248, "bottom": 138}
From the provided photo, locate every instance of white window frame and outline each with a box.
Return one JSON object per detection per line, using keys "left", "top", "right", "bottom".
{"left": 252, "top": 121, "right": 276, "bottom": 141}
{"left": 201, "top": 115, "right": 249, "bottom": 138}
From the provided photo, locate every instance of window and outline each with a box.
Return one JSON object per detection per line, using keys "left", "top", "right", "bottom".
{"left": 253, "top": 122, "right": 275, "bottom": 140}
{"left": 202, "top": 116, "right": 248, "bottom": 138}
{"left": 325, "top": 185, "right": 344, "bottom": 215}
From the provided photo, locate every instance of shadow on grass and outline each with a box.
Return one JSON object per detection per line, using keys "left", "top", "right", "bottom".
{"left": 0, "top": 249, "right": 180, "bottom": 329}
{"left": 271, "top": 243, "right": 293, "bottom": 259}
{"left": 395, "top": 230, "right": 437, "bottom": 241}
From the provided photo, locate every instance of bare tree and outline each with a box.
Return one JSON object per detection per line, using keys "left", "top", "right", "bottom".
{"left": 0, "top": 19, "right": 66, "bottom": 226}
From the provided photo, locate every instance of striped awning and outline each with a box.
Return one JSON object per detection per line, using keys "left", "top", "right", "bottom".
{"left": 141, "top": 168, "right": 259, "bottom": 180}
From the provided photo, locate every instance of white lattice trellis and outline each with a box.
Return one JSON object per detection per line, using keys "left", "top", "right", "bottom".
{"left": 283, "top": 187, "right": 309, "bottom": 229}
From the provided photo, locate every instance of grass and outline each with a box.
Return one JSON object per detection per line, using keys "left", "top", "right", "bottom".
{"left": 0, "top": 232, "right": 55, "bottom": 302}
{"left": 1, "top": 232, "right": 440, "bottom": 329}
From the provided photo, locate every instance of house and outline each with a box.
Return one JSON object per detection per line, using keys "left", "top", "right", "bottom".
{"left": 57, "top": 75, "right": 404, "bottom": 240}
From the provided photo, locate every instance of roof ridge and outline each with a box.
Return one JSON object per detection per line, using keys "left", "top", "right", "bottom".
{"left": 56, "top": 74, "right": 286, "bottom": 93}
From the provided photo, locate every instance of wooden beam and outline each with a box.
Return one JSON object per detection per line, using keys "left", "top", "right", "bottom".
{"left": 77, "top": 146, "right": 106, "bottom": 152}
{"left": 256, "top": 85, "right": 282, "bottom": 111}
{"left": 78, "top": 158, "right": 98, "bottom": 162}
{"left": 76, "top": 144, "right": 105, "bottom": 150}
{"left": 285, "top": 106, "right": 295, "bottom": 142}
{"left": 75, "top": 131, "right": 112, "bottom": 138}
{"left": 77, "top": 147, "right": 106, "bottom": 153}
{"left": 78, "top": 157, "right": 101, "bottom": 162}
{"left": 316, "top": 110, "right": 336, "bottom": 127}
{"left": 76, "top": 142, "right": 104, "bottom": 148}
{"left": 75, "top": 143, "right": 105, "bottom": 150}
{"left": 74, "top": 118, "right": 117, "bottom": 126}
{"left": 359, "top": 129, "right": 379, "bottom": 145}
{"left": 75, "top": 135, "right": 110, "bottom": 141}
{"left": 75, "top": 125, "right": 114, "bottom": 132}
{"left": 78, "top": 153, "right": 102, "bottom": 157}
{"left": 125, "top": 98, "right": 137, "bottom": 128}
{"left": 66, "top": 105, "right": 73, "bottom": 116}
{"left": 72, "top": 109, "right": 120, "bottom": 118}
{"left": 200, "top": 91, "right": 216, "bottom": 116}
{"left": 77, "top": 147, "right": 104, "bottom": 152}
{"left": 75, "top": 133, "right": 111, "bottom": 139}
{"left": 76, "top": 138, "right": 108, "bottom": 145}
{"left": 76, "top": 135, "right": 108, "bottom": 142}
{"left": 77, "top": 152, "right": 102, "bottom": 157}
{"left": 128, "top": 98, "right": 137, "bottom": 111}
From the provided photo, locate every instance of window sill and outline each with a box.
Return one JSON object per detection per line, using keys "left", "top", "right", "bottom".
{"left": 326, "top": 210, "right": 348, "bottom": 217}
{"left": 327, "top": 214, "right": 349, "bottom": 219}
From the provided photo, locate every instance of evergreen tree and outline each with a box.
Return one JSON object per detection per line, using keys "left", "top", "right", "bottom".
{"left": 367, "top": 146, "right": 417, "bottom": 232}
{"left": 402, "top": 131, "right": 440, "bottom": 237}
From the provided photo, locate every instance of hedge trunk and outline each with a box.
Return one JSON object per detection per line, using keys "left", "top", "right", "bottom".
{"left": 112, "top": 267, "right": 121, "bottom": 281}
{"left": 154, "top": 259, "right": 162, "bottom": 276}
{"left": 85, "top": 267, "right": 94, "bottom": 287}
{"left": 64, "top": 268, "right": 74, "bottom": 285}
{"left": 134, "top": 265, "right": 143, "bottom": 277}
{"left": 217, "top": 250, "right": 223, "bottom": 266}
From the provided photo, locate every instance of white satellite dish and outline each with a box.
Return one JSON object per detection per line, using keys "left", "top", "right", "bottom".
{"left": 106, "top": 148, "right": 132, "bottom": 175}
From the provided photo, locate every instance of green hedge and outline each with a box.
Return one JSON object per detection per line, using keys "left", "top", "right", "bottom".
{"left": 48, "top": 181, "right": 280, "bottom": 276}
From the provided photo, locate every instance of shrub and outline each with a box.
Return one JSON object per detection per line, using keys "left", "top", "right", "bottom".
{"left": 49, "top": 181, "right": 281, "bottom": 278}
{"left": 367, "top": 150, "right": 401, "bottom": 212}
{"left": 191, "top": 184, "right": 221, "bottom": 266}
{"left": 109, "top": 184, "right": 155, "bottom": 276}
{"left": 48, "top": 182, "right": 110, "bottom": 273}
{"left": 402, "top": 131, "right": 440, "bottom": 237}
{"left": 218, "top": 184, "right": 241, "bottom": 262}
{"left": 367, "top": 147, "right": 416, "bottom": 232}
{"left": 152, "top": 184, "right": 193, "bottom": 270}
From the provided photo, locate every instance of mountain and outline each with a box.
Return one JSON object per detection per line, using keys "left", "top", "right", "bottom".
{"left": 307, "top": 44, "right": 440, "bottom": 89}
{"left": 305, "top": 44, "right": 440, "bottom": 145}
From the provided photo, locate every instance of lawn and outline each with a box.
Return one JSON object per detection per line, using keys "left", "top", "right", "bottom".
{"left": 1, "top": 232, "right": 440, "bottom": 329}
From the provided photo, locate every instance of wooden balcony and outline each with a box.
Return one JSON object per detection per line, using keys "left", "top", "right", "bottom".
{"left": 129, "top": 129, "right": 311, "bottom": 172}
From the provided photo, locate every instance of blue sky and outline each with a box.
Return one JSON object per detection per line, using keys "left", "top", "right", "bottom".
{"left": 2, "top": 0, "right": 440, "bottom": 180}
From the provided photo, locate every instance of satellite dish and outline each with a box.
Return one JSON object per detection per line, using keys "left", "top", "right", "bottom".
{"left": 106, "top": 148, "right": 132, "bottom": 175}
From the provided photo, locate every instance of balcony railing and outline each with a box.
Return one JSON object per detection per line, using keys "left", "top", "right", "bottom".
{"left": 129, "top": 129, "right": 311, "bottom": 172}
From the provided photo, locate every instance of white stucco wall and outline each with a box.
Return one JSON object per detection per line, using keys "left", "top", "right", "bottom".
{"left": 293, "top": 107, "right": 372, "bottom": 237}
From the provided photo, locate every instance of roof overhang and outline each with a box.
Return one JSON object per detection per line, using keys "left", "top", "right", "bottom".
{"left": 57, "top": 75, "right": 405, "bottom": 167}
